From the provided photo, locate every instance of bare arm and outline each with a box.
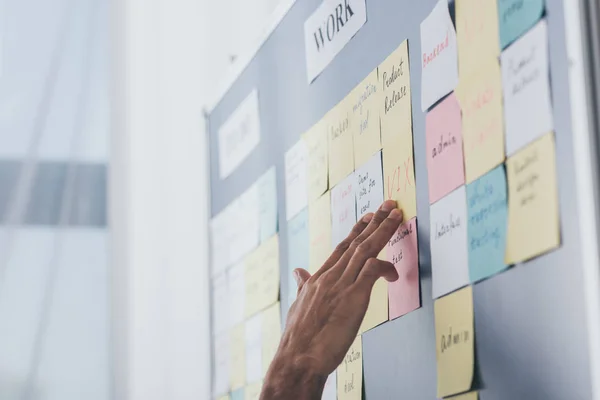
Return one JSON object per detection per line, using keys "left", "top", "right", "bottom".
{"left": 261, "top": 200, "right": 403, "bottom": 400}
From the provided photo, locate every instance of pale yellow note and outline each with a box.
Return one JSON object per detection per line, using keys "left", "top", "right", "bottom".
{"left": 434, "top": 286, "right": 474, "bottom": 398}
{"left": 337, "top": 335, "right": 362, "bottom": 400}
{"left": 217, "top": 395, "right": 230, "bottom": 400}
{"left": 448, "top": 391, "right": 479, "bottom": 400}
{"left": 261, "top": 302, "right": 282, "bottom": 376}
{"left": 230, "top": 323, "right": 246, "bottom": 391}
{"left": 244, "top": 381, "right": 263, "bottom": 400}
{"left": 245, "top": 235, "right": 280, "bottom": 317}
{"left": 309, "top": 191, "right": 332, "bottom": 274}
{"left": 359, "top": 249, "right": 388, "bottom": 333}
{"left": 505, "top": 133, "right": 560, "bottom": 263}
{"left": 327, "top": 98, "right": 355, "bottom": 187}
{"left": 456, "top": 0, "right": 500, "bottom": 77}
{"left": 379, "top": 40, "right": 417, "bottom": 220}
{"left": 350, "top": 68, "right": 382, "bottom": 167}
{"left": 304, "top": 118, "right": 329, "bottom": 202}
{"left": 456, "top": 60, "right": 505, "bottom": 183}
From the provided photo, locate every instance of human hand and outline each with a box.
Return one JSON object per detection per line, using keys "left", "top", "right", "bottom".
{"left": 261, "top": 200, "right": 403, "bottom": 399}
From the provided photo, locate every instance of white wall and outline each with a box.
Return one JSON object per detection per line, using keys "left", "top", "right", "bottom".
{"left": 110, "top": 0, "right": 283, "bottom": 399}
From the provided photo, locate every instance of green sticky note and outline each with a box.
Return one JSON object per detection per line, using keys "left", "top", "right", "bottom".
{"left": 498, "top": 0, "right": 544, "bottom": 49}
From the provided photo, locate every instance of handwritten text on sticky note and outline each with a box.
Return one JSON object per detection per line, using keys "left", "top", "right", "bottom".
{"left": 304, "top": 120, "right": 329, "bottom": 202}
{"left": 331, "top": 173, "right": 357, "bottom": 248}
{"left": 327, "top": 102, "right": 355, "bottom": 187}
{"left": 498, "top": 0, "right": 544, "bottom": 49}
{"left": 351, "top": 69, "right": 382, "bottom": 167}
{"left": 337, "top": 335, "right": 363, "bottom": 400}
{"left": 245, "top": 235, "right": 280, "bottom": 317}
{"left": 355, "top": 151, "right": 384, "bottom": 218}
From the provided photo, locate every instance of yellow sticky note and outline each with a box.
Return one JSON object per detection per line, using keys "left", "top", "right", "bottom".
{"left": 230, "top": 323, "right": 246, "bottom": 390}
{"left": 448, "top": 391, "right": 479, "bottom": 400}
{"left": 359, "top": 249, "right": 389, "bottom": 333}
{"left": 244, "top": 381, "right": 263, "bottom": 400}
{"left": 379, "top": 40, "right": 417, "bottom": 220}
{"left": 245, "top": 235, "right": 280, "bottom": 317}
{"left": 327, "top": 98, "right": 355, "bottom": 187}
{"left": 217, "top": 395, "right": 230, "bottom": 400}
{"left": 350, "top": 68, "right": 382, "bottom": 167}
{"left": 506, "top": 133, "right": 560, "bottom": 263}
{"left": 456, "top": 60, "right": 505, "bottom": 183}
{"left": 456, "top": 0, "right": 500, "bottom": 77}
{"left": 309, "top": 191, "right": 332, "bottom": 274}
{"left": 337, "top": 335, "right": 362, "bottom": 400}
{"left": 304, "top": 118, "right": 329, "bottom": 202}
{"left": 261, "top": 302, "right": 282, "bottom": 376}
{"left": 434, "top": 286, "right": 474, "bottom": 398}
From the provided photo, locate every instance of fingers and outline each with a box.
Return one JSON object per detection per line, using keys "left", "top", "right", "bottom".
{"left": 312, "top": 213, "right": 373, "bottom": 279}
{"left": 342, "top": 208, "right": 403, "bottom": 283}
{"left": 294, "top": 268, "right": 312, "bottom": 294}
{"left": 355, "top": 258, "right": 399, "bottom": 290}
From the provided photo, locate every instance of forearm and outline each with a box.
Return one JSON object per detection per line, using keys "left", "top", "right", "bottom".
{"left": 260, "top": 353, "right": 327, "bottom": 400}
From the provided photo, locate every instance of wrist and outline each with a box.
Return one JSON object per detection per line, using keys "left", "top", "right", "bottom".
{"left": 261, "top": 352, "right": 328, "bottom": 400}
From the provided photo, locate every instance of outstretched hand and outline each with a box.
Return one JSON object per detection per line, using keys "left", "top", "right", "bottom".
{"left": 261, "top": 200, "right": 404, "bottom": 400}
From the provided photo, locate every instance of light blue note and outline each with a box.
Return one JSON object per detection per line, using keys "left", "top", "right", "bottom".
{"left": 286, "top": 208, "right": 309, "bottom": 309}
{"left": 467, "top": 166, "right": 508, "bottom": 283}
{"left": 259, "top": 167, "right": 278, "bottom": 242}
{"left": 231, "top": 389, "right": 244, "bottom": 400}
{"left": 498, "top": 0, "right": 544, "bottom": 49}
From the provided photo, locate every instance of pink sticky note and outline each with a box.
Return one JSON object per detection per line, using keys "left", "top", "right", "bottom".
{"left": 425, "top": 93, "right": 465, "bottom": 204}
{"left": 387, "top": 217, "right": 421, "bottom": 320}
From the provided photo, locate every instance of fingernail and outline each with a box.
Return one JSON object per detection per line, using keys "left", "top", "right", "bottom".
{"left": 389, "top": 209, "right": 403, "bottom": 220}
{"left": 362, "top": 213, "right": 374, "bottom": 223}
{"left": 293, "top": 270, "right": 302, "bottom": 287}
{"left": 381, "top": 200, "right": 396, "bottom": 212}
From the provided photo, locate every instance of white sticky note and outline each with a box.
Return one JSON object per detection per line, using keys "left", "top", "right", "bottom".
{"left": 229, "top": 185, "right": 260, "bottom": 265}
{"left": 355, "top": 151, "right": 384, "bottom": 219}
{"left": 210, "top": 210, "right": 231, "bottom": 277}
{"left": 214, "top": 333, "right": 230, "bottom": 396}
{"left": 420, "top": 0, "right": 459, "bottom": 111}
{"left": 228, "top": 261, "right": 246, "bottom": 327}
{"left": 212, "top": 273, "right": 229, "bottom": 335}
{"left": 430, "top": 186, "right": 470, "bottom": 299}
{"left": 245, "top": 313, "right": 263, "bottom": 384}
{"left": 258, "top": 167, "right": 278, "bottom": 242}
{"left": 501, "top": 19, "right": 553, "bottom": 155}
{"left": 304, "top": 0, "right": 367, "bottom": 83}
{"left": 331, "top": 173, "right": 357, "bottom": 248}
{"left": 218, "top": 90, "right": 261, "bottom": 179}
{"left": 285, "top": 139, "right": 309, "bottom": 221}
{"left": 322, "top": 372, "right": 337, "bottom": 400}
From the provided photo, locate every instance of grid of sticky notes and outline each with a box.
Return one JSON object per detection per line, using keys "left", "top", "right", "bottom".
{"left": 426, "top": 0, "right": 558, "bottom": 398}
{"left": 209, "top": 166, "right": 283, "bottom": 399}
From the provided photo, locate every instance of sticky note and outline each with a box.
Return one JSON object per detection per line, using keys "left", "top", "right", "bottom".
{"left": 505, "top": 133, "right": 560, "bottom": 263}
{"left": 351, "top": 69, "right": 382, "bottom": 167}
{"left": 331, "top": 173, "right": 357, "bottom": 248}
{"left": 309, "top": 192, "right": 332, "bottom": 274}
{"left": 456, "top": 0, "right": 500, "bottom": 77}
{"left": 467, "top": 166, "right": 508, "bottom": 282}
{"left": 448, "top": 391, "right": 479, "bottom": 400}
{"left": 327, "top": 100, "right": 355, "bottom": 187}
{"left": 322, "top": 372, "right": 337, "bottom": 400}
{"left": 303, "top": 119, "right": 329, "bottom": 202}
{"left": 212, "top": 273, "right": 229, "bottom": 335}
{"left": 217, "top": 395, "right": 230, "bottom": 400}
{"left": 245, "top": 313, "right": 262, "bottom": 384}
{"left": 214, "top": 333, "right": 230, "bottom": 396}
{"left": 498, "top": 0, "right": 544, "bottom": 49}
{"left": 456, "top": 61, "right": 505, "bottom": 183}
{"left": 501, "top": 20, "right": 553, "bottom": 155}
{"left": 228, "top": 186, "right": 260, "bottom": 265}
{"left": 244, "top": 381, "right": 263, "bottom": 400}
{"left": 337, "top": 335, "right": 362, "bottom": 400}
{"left": 258, "top": 167, "right": 278, "bottom": 242}
{"left": 261, "top": 302, "right": 282, "bottom": 376}
{"left": 245, "top": 235, "right": 280, "bottom": 317}
{"left": 231, "top": 389, "right": 244, "bottom": 400}
{"left": 426, "top": 94, "right": 465, "bottom": 204}
{"left": 285, "top": 139, "right": 308, "bottom": 221}
{"left": 387, "top": 217, "right": 420, "bottom": 319}
{"left": 434, "top": 286, "right": 475, "bottom": 398}
{"left": 230, "top": 323, "right": 246, "bottom": 390}
{"left": 420, "top": 0, "right": 459, "bottom": 111}
{"left": 211, "top": 210, "right": 231, "bottom": 276}
{"left": 355, "top": 151, "right": 384, "bottom": 219}
{"left": 228, "top": 261, "right": 246, "bottom": 327}
{"left": 287, "top": 209, "right": 309, "bottom": 305}
{"left": 359, "top": 249, "right": 389, "bottom": 334}
{"left": 430, "top": 186, "right": 470, "bottom": 299}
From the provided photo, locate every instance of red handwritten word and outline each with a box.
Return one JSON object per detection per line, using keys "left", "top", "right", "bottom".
{"left": 423, "top": 32, "right": 449, "bottom": 68}
{"left": 468, "top": 118, "right": 500, "bottom": 152}
{"left": 386, "top": 156, "right": 414, "bottom": 198}
{"left": 463, "top": 87, "right": 494, "bottom": 118}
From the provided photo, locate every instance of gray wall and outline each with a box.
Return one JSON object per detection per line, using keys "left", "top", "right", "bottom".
{"left": 207, "top": 0, "right": 593, "bottom": 398}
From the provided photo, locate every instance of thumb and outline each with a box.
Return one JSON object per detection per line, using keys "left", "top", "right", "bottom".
{"left": 294, "top": 268, "right": 312, "bottom": 294}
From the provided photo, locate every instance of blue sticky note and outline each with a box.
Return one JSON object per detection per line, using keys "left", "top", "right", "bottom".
{"left": 498, "top": 0, "right": 544, "bottom": 49}
{"left": 231, "top": 389, "right": 244, "bottom": 400}
{"left": 467, "top": 166, "right": 509, "bottom": 283}
{"left": 259, "top": 167, "right": 278, "bottom": 242}
{"left": 287, "top": 208, "right": 309, "bottom": 308}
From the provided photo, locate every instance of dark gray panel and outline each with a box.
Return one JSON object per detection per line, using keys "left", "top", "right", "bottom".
{"left": 207, "top": 0, "right": 593, "bottom": 398}
{"left": 0, "top": 160, "right": 20, "bottom": 223}
{"left": 68, "top": 163, "right": 107, "bottom": 227}
{"left": 25, "top": 162, "right": 68, "bottom": 225}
